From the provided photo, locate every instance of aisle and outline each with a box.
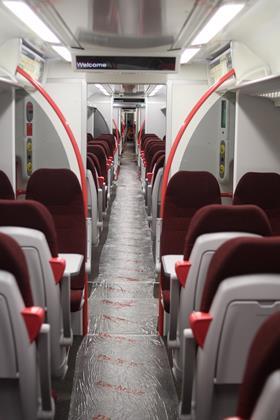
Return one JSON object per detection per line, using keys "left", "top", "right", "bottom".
{"left": 68, "top": 144, "right": 178, "bottom": 420}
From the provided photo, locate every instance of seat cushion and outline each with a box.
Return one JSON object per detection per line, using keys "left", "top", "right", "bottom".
{"left": 0, "top": 170, "right": 14, "bottom": 199}
{"left": 71, "top": 289, "right": 83, "bottom": 312}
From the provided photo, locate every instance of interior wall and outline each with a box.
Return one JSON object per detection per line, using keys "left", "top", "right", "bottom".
{"left": 0, "top": 87, "right": 15, "bottom": 189}
{"left": 180, "top": 95, "right": 235, "bottom": 193}
{"left": 234, "top": 93, "right": 280, "bottom": 188}
{"left": 145, "top": 95, "right": 166, "bottom": 138}
{"left": 88, "top": 93, "right": 113, "bottom": 134}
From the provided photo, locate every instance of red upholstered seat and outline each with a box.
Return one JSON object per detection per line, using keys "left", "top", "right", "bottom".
{"left": 0, "top": 170, "right": 14, "bottom": 199}
{"left": 26, "top": 169, "right": 86, "bottom": 312}
{"left": 146, "top": 144, "right": 165, "bottom": 172}
{"left": 87, "top": 156, "right": 98, "bottom": 190}
{"left": 0, "top": 199, "right": 59, "bottom": 257}
{"left": 200, "top": 236, "right": 280, "bottom": 312}
{"left": 236, "top": 311, "right": 280, "bottom": 419}
{"left": 88, "top": 144, "right": 108, "bottom": 183}
{"left": 183, "top": 204, "right": 272, "bottom": 259}
{"left": 0, "top": 232, "right": 33, "bottom": 307}
{"left": 233, "top": 172, "right": 280, "bottom": 235}
{"left": 161, "top": 171, "right": 221, "bottom": 312}
{"left": 88, "top": 140, "right": 111, "bottom": 158}
{"left": 88, "top": 152, "right": 101, "bottom": 177}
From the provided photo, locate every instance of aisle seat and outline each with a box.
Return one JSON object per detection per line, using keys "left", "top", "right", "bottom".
{"left": 87, "top": 157, "right": 102, "bottom": 242}
{"left": 227, "top": 312, "right": 280, "bottom": 420}
{"left": 87, "top": 154, "right": 104, "bottom": 228}
{"left": 0, "top": 169, "right": 14, "bottom": 199}
{"left": 180, "top": 236, "right": 280, "bottom": 420}
{"left": 88, "top": 144, "right": 109, "bottom": 205}
{"left": 26, "top": 169, "right": 87, "bottom": 334}
{"left": 0, "top": 232, "right": 54, "bottom": 420}
{"left": 146, "top": 151, "right": 165, "bottom": 216}
{"left": 159, "top": 171, "right": 221, "bottom": 315}
{"left": 233, "top": 172, "right": 280, "bottom": 234}
{"left": 0, "top": 199, "right": 78, "bottom": 376}
{"left": 163, "top": 205, "right": 271, "bottom": 382}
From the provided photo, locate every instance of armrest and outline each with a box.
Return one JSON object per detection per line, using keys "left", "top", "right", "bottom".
{"left": 37, "top": 323, "right": 55, "bottom": 417}
{"left": 168, "top": 274, "right": 181, "bottom": 348}
{"left": 21, "top": 306, "right": 45, "bottom": 342}
{"left": 155, "top": 218, "right": 162, "bottom": 273}
{"left": 175, "top": 260, "right": 192, "bottom": 287}
{"left": 49, "top": 257, "right": 66, "bottom": 284}
{"left": 180, "top": 328, "right": 196, "bottom": 418}
{"left": 57, "top": 253, "right": 84, "bottom": 344}
{"left": 189, "top": 312, "right": 213, "bottom": 348}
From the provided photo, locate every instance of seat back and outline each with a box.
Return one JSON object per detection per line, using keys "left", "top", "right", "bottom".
{"left": 0, "top": 170, "right": 14, "bottom": 199}
{"left": 236, "top": 312, "right": 280, "bottom": 420}
{"left": 233, "top": 172, "right": 280, "bottom": 234}
{"left": 174, "top": 205, "right": 271, "bottom": 379}
{"left": 26, "top": 169, "right": 86, "bottom": 292}
{"left": 88, "top": 144, "right": 108, "bottom": 183}
{"left": 160, "top": 171, "right": 221, "bottom": 308}
{"left": 193, "top": 237, "right": 280, "bottom": 420}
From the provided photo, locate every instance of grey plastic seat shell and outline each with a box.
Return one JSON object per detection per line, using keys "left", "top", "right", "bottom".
{"left": 250, "top": 370, "right": 280, "bottom": 420}
{"left": 166, "top": 232, "right": 261, "bottom": 383}
{"left": 0, "top": 270, "right": 54, "bottom": 420}
{"left": 86, "top": 169, "right": 99, "bottom": 246}
{"left": 0, "top": 226, "right": 69, "bottom": 379}
{"left": 183, "top": 273, "right": 280, "bottom": 420}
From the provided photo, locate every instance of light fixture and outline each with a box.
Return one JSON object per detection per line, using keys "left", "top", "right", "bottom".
{"left": 180, "top": 48, "right": 200, "bottom": 64}
{"left": 95, "top": 84, "right": 110, "bottom": 96}
{"left": 191, "top": 3, "right": 245, "bottom": 46}
{"left": 52, "top": 45, "right": 72, "bottom": 62}
{"left": 3, "top": 1, "right": 60, "bottom": 43}
{"left": 149, "top": 85, "right": 164, "bottom": 97}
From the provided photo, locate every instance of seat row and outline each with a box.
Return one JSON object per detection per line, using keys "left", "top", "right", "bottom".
{"left": 86, "top": 132, "right": 120, "bottom": 246}
{"left": 155, "top": 169, "right": 280, "bottom": 419}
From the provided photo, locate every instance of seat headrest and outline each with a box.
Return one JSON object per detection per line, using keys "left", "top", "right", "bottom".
{"left": 183, "top": 204, "right": 272, "bottom": 258}
{"left": 26, "top": 168, "right": 82, "bottom": 207}
{"left": 0, "top": 232, "right": 33, "bottom": 306}
{"left": 0, "top": 199, "right": 58, "bottom": 257}
{"left": 201, "top": 236, "right": 280, "bottom": 312}
{"left": 237, "top": 311, "right": 280, "bottom": 419}
{"left": 0, "top": 170, "right": 14, "bottom": 199}
{"left": 164, "top": 171, "right": 221, "bottom": 215}
{"left": 233, "top": 172, "right": 280, "bottom": 209}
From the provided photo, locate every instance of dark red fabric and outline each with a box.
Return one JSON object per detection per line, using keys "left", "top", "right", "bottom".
{"left": 0, "top": 199, "right": 59, "bottom": 257}
{"left": 0, "top": 232, "right": 33, "bottom": 306}
{"left": 150, "top": 150, "right": 165, "bottom": 173}
{"left": 160, "top": 171, "right": 221, "bottom": 312}
{"left": 141, "top": 134, "right": 159, "bottom": 150}
{"left": 70, "top": 289, "right": 83, "bottom": 312}
{"left": 152, "top": 154, "right": 165, "bottom": 186}
{"left": 183, "top": 204, "right": 272, "bottom": 259}
{"left": 201, "top": 237, "right": 280, "bottom": 312}
{"left": 146, "top": 144, "right": 165, "bottom": 172}
{"left": 26, "top": 169, "right": 86, "bottom": 292}
{"left": 88, "top": 152, "right": 101, "bottom": 176}
{"left": 87, "top": 156, "right": 98, "bottom": 190}
{"left": 237, "top": 312, "right": 280, "bottom": 418}
{"left": 233, "top": 172, "right": 280, "bottom": 234}
{"left": 0, "top": 170, "right": 14, "bottom": 199}
{"left": 88, "top": 140, "right": 111, "bottom": 158}
{"left": 88, "top": 145, "right": 108, "bottom": 183}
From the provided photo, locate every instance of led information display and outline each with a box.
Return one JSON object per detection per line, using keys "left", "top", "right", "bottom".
{"left": 76, "top": 56, "right": 176, "bottom": 71}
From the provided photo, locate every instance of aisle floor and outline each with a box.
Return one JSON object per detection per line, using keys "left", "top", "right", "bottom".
{"left": 68, "top": 144, "right": 178, "bottom": 420}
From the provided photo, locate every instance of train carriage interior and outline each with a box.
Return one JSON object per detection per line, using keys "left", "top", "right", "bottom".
{"left": 1, "top": 0, "right": 280, "bottom": 419}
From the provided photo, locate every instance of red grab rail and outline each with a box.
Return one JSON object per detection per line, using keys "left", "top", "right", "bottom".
{"left": 16, "top": 66, "right": 88, "bottom": 217}
{"left": 160, "top": 69, "right": 235, "bottom": 218}
{"left": 17, "top": 66, "right": 89, "bottom": 336}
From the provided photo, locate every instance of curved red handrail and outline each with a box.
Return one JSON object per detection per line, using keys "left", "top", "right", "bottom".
{"left": 17, "top": 66, "right": 89, "bottom": 335}
{"left": 160, "top": 69, "right": 235, "bottom": 218}
{"left": 16, "top": 66, "right": 88, "bottom": 217}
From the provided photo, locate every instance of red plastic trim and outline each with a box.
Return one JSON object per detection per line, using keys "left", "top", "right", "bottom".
{"left": 221, "top": 192, "right": 233, "bottom": 198}
{"left": 147, "top": 172, "right": 153, "bottom": 184}
{"left": 160, "top": 69, "right": 235, "bottom": 218}
{"left": 21, "top": 306, "right": 45, "bottom": 342}
{"left": 17, "top": 66, "right": 89, "bottom": 336}
{"left": 175, "top": 260, "right": 191, "bottom": 287}
{"left": 189, "top": 312, "right": 213, "bottom": 348}
{"left": 49, "top": 257, "right": 66, "bottom": 284}
{"left": 98, "top": 176, "right": 105, "bottom": 187}
{"left": 16, "top": 189, "right": 26, "bottom": 197}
